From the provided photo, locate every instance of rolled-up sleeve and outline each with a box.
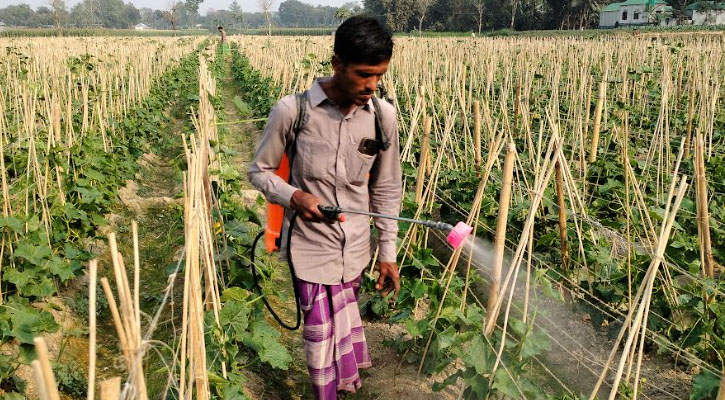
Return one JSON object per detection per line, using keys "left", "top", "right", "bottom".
{"left": 248, "top": 98, "right": 298, "bottom": 208}
{"left": 369, "top": 105, "right": 402, "bottom": 263}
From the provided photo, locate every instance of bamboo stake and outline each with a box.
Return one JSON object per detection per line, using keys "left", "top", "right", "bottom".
{"left": 695, "top": 131, "right": 714, "bottom": 278}
{"left": 88, "top": 260, "right": 98, "bottom": 400}
{"left": 132, "top": 221, "right": 141, "bottom": 333}
{"left": 473, "top": 100, "right": 482, "bottom": 171}
{"left": 589, "top": 80, "right": 607, "bottom": 163}
{"left": 100, "top": 277, "right": 131, "bottom": 368}
{"left": 100, "top": 377, "right": 121, "bottom": 400}
{"left": 32, "top": 360, "right": 51, "bottom": 400}
{"left": 555, "top": 160, "right": 568, "bottom": 271}
{"left": 484, "top": 142, "right": 516, "bottom": 337}
{"left": 34, "top": 337, "right": 60, "bottom": 400}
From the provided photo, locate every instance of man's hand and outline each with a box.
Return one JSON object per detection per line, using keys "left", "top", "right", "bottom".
{"left": 290, "top": 190, "right": 346, "bottom": 223}
{"left": 375, "top": 261, "right": 400, "bottom": 298}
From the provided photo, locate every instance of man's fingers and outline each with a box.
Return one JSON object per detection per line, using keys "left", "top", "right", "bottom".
{"left": 375, "top": 271, "right": 386, "bottom": 291}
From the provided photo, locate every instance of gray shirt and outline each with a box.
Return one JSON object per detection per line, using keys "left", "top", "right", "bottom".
{"left": 248, "top": 77, "right": 402, "bottom": 285}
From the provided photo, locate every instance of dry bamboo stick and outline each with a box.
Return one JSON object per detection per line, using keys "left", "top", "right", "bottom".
{"left": 99, "top": 377, "right": 121, "bottom": 400}
{"left": 415, "top": 115, "right": 431, "bottom": 205}
{"left": 32, "top": 360, "right": 51, "bottom": 400}
{"left": 484, "top": 142, "right": 516, "bottom": 337}
{"left": 100, "top": 277, "right": 132, "bottom": 368}
{"left": 695, "top": 131, "right": 714, "bottom": 278}
{"left": 132, "top": 221, "right": 141, "bottom": 333}
{"left": 473, "top": 100, "right": 482, "bottom": 171}
{"left": 589, "top": 80, "right": 607, "bottom": 164}
{"left": 34, "top": 337, "right": 60, "bottom": 400}
{"left": 555, "top": 160, "right": 568, "bottom": 271}
{"left": 88, "top": 260, "right": 98, "bottom": 400}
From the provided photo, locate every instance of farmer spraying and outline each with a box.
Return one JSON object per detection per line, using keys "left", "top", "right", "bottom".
{"left": 248, "top": 16, "right": 401, "bottom": 399}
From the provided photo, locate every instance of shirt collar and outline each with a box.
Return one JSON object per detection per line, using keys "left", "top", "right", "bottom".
{"left": 309, "top": 77, "right": 373, "bottom": 112}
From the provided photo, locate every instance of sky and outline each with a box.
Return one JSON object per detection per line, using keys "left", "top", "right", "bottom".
{"left": 0, "top": 0, "right": 353, "bottom": 14}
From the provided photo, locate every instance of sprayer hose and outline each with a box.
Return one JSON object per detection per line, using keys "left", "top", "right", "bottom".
{"left": 250, "top": 212, "right": 302, "bottom": 331}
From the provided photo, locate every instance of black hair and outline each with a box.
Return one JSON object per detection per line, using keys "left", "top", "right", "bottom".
{"left": 218, "top": 26, "right": 223, "bottom": 30}
{"left": 334, "top": 16, "right": 393, "bottom": 65}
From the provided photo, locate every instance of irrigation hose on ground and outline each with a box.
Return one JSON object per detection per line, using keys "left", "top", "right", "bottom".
{"left": 249, "top": 205, "right": 473, "bottom": 330}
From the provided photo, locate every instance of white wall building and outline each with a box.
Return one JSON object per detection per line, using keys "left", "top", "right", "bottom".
{"left": 687, "top": 1, "right": 725, "bottom": 25}
{"left": 599, "top": 0, "right": 675, "bottom": 28}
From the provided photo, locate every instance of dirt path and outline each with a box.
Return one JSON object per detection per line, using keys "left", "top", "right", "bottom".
{"left": 216, "top": 58, "right": 457, "bottom": 400}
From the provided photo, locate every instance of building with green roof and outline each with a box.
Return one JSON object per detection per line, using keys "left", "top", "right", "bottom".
{"left": 686, "top": 1, "right": 725, "bottom": 24}
{"left": 599, "top": 0, "right": 676, "bottom": 28}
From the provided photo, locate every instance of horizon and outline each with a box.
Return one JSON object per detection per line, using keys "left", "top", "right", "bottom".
{"left": 0, "top": 0, "right": 355, "bottom": 14}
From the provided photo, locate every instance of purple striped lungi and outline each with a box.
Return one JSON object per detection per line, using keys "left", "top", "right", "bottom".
{"left": 295, "top": 275, "right": 372, "bottom": 400}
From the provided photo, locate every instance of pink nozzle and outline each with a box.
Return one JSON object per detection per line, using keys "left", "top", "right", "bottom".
{"left": 447, "top": 221, "right": 473, "bottom": 249}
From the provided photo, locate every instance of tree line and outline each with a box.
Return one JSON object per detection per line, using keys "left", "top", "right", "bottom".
{"left": 0, "top": 0, "right": 358, "bottom": 30}
{"left": 0, "top": 0, "right": 707, "bottom": 32}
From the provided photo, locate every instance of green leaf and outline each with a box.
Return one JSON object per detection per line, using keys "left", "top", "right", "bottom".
{"left": 492, "top": 367, "right": 520, "bottom": 398}
{"left": 436, "top": 325, "right": 456, "bottom": 351}
{"left": 242, "top": 320, "right": 291, "bottom": 370}
{"left": 536, "top": 269, "right": 563, "bottom": 302}
{"left": 0, "top": 216, "right": 24, "bottom": 233}
{"left": 220, "top": 300, "right": 249, "bottom": 340}
{"left": 521, "top": 328, "right": 551, "bottom": 359}
{"left": 4, "top": 298, "right": 59, "bottom": 344}
{"left": 221, "top": 287, "right": 250, "bottom": 303}
{"left": 222, "top": 385, "right": 249, "bottom": 400}
{"left": 411, "top": 281, "right": 428, "bottom": 299}
{"left": 14, "top": 243, "right": 52, "bottom": 265}
{"left": 83, "top": 168, "right": 106, "bottom": 182}
{"left": 48, "top": 256, "right": 74, "bottom": 282}
{"left": 690, "top": 370, "right": 720, "bottom": 400}
{"left": 462, "top": 335, "right": 491, "bottom": 374}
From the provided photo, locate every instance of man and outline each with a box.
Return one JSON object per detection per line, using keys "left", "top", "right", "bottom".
{"left": 218, "top": 26, "right": 229, "bottom": 54}
{"left": 248, "top": 16, "right": 401, "bottom": 400}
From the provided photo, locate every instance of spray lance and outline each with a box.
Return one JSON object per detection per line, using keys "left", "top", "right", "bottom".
{"left": 250, "top": 204, "right": 473, "bottom": 330}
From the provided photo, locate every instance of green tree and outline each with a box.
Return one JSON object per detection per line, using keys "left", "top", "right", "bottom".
{"left": 335, "top": 7, "right": 352, "bottom": 23}
{"left": 124, "top": 3, "right": 141, "bottom": 27}
{"left": 35, "top": 6, "right": 54, "bottom": 26}
{"left": 51, "top": 0, "right": 69, "bottom": 28}
{"left": 0, "top": 4, "right": 38, "bottom": 27}
{"left": 185, "top": 0, "right": 203, "bottom": 26}
{"left": 229, "top": 0, "right": 245, "bottom": 29}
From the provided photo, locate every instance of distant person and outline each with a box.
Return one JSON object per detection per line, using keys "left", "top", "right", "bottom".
{"left": 218, "top": 26, "right": 229, "bottom": 54}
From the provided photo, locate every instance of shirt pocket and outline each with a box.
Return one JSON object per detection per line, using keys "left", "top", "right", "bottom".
{"left": 298, "top": 136, "right": 334, "bottom": 181}
{"left": 346, "top": 147, "right": 377, "bottom": 186}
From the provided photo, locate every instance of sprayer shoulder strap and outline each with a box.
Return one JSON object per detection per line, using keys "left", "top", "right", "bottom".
{"left": 288, "top": 91, "right": 308, "bottom": 164}
{"left": 290, "top": 91, "right": 390, "bottom": 155}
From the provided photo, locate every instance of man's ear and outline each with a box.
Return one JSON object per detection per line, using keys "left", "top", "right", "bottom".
{"left": 331, "top": 55, "right": 346, "bottom": 74}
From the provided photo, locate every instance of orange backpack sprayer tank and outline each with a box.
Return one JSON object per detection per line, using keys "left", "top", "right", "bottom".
{"left": 264, "top": 154, "right": 290, "bottom": 252}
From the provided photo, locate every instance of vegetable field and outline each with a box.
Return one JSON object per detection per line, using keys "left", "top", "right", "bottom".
{"left": 0, "top": 32, "right": 723, "bottom": 400}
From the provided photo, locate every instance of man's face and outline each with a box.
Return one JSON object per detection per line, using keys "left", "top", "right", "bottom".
{"left": 333, "top": 56, "right": 390, "bottom": 106}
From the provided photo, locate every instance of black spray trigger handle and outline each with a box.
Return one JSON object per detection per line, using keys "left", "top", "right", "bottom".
{"left": 318, "top": 205, "right": 342, "bottom": 220}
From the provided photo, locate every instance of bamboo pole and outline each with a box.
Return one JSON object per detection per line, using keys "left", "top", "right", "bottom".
{"left": 34, "top": 337, "right": 60, "bottom": 400}
{"left": 473, "top": 100, "right": 482, "bottom": 171}
{"left": 99, "top": 377, "right": 121, "bottom": 400}
{"left": 88, "top": 260, "right": 98, "bottom": 400}
{"left": 415, "top": 115, "right": 432, "bottom": 205}
{"left": 484, "top": 142, "right": 516, "bottom": 337}
{"left": 555, "top": 160, "right": 568, "bottom": 271}
{"left": 132, "top": 221, "right": 141, "bottom": 334}
{"left": 32, "top": 360, "right": 51, "bottom": 400}
{"left": 589, "top": 80, "right": 607, "bottom": 163}
{"left": 695, "top": 131, "right": 714, "bottom": 278}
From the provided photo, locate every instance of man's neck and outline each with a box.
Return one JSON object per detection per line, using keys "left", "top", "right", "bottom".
{"left": 320, "top": 76, "right": 355, "bottom": 116}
